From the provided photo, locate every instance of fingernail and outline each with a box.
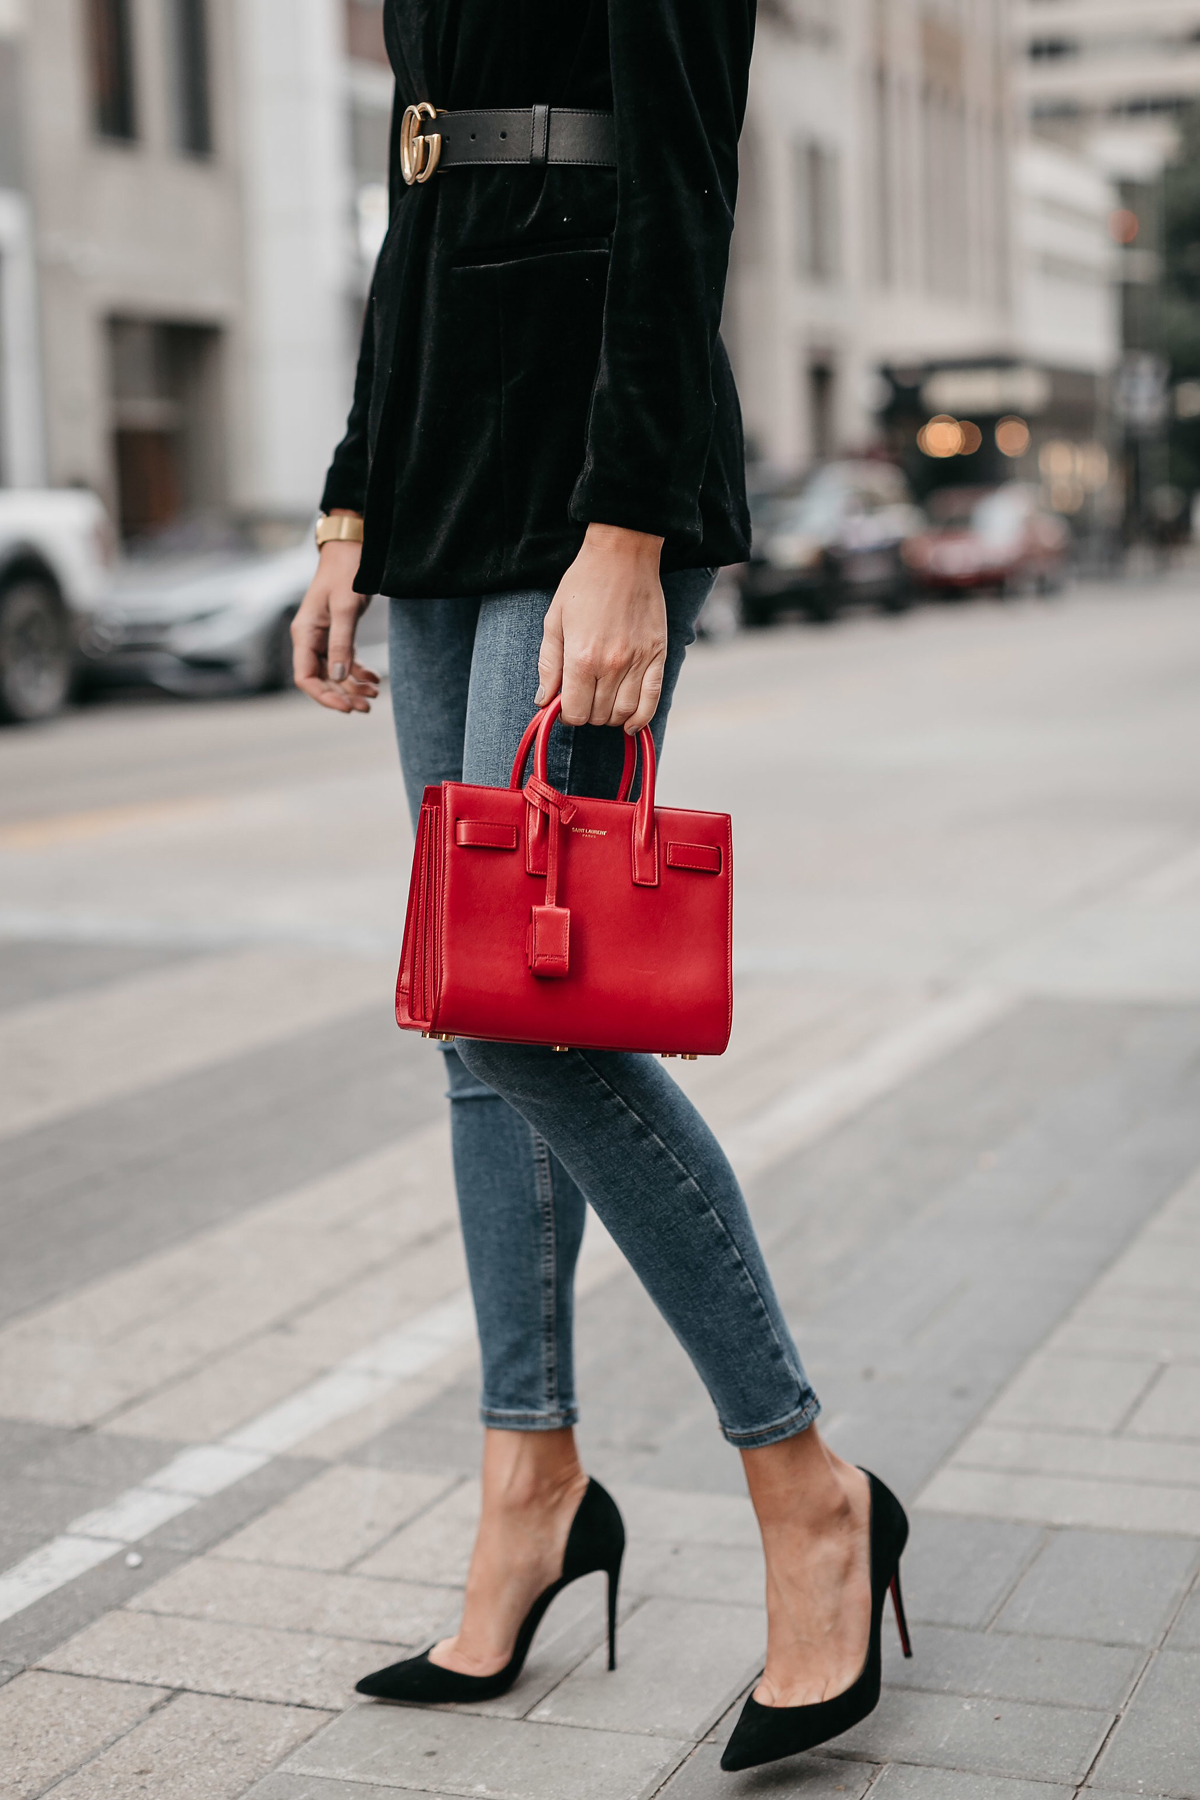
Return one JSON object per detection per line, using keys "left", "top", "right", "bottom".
{"left": 331, "top": 663, "right": 347, "bottom": 682}
{"left": 535, "top": 686, "right": 545, "bottom": 705}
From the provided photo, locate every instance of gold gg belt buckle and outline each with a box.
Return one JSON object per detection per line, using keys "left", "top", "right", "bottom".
{"left": 400, "top": 102, "right": 442, "bottom": 185}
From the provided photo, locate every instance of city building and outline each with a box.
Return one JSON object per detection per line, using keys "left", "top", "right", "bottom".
{"left": 0, "top": 0, "right": 381, "bottom": 541}
{"left": 1, "top": 0, "right": 1131, "bottom": 543}
{"left": 727, "top": 0, "right": 1119, "bottom": 509}
{"left": 1015, "top": 1, "right": 1200, "bottom": 527}
{"left": 1018, "top": 0, "right": 1200, "bottom": 149}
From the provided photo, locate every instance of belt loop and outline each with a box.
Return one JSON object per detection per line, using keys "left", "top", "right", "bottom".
{"left": 531, "top": 103, "right": 550, "bottom": 167}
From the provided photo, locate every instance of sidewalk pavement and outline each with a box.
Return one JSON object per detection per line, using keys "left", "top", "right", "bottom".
{"left": 3, "top": 987, "right": 1198, "bottom": 1800}
{"left": 2, "top": 585, "right": 1200, "bottom": 1799}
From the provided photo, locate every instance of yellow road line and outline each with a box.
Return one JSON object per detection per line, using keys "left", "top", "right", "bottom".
{"left": 0, "top": 796, "right": 221, "bottom": 852}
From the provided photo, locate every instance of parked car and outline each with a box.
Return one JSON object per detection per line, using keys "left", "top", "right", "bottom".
{"left": 80, "top": 539, "right": 321, "bottom": 696}
{"left": 737, "top": 461, "right": 924, "bottom": 625}
{"left": 0, "top": 488, "right": 115, "bottom": 722}
{"left": 903, "top": 484, "right": 1070, "bottom": 597}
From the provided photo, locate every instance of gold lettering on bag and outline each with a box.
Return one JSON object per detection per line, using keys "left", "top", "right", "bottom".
{"left": 569, "top": 827, "right": 607, "bottom": 838}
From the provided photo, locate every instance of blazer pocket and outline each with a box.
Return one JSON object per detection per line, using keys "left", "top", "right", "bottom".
{"left": 456, "top": 245, "right": 610, "bottom": 557}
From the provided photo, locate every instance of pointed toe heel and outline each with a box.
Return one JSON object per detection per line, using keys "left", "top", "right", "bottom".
{"left": 720, "top": 1469, "right": 911, "bottom": 1773}
{"left": 355, "top": 1475, "right": 624, "bottom": 1705}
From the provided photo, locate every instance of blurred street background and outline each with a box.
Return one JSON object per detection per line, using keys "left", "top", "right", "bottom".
{"left": 4, "top": 4, "right": 1200, "bottom": 1799}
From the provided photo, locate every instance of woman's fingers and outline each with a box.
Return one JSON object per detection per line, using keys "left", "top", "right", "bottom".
{"left": 560, "top": 660, "right": 598, "bottom": 727}
{"left": 326, "top": 598, "right": 362, "bottom": 685}
{"left": 291, "top": 540, "right": 375, "bottom": 714}
{"left": 536, "top": 602, "right": 566, "bottom": 709}
{"left": 623, "top": 653, "right": 666, "bottom": 735}
{"left": 609, "top": 660, "right": 648, "bottom": 729}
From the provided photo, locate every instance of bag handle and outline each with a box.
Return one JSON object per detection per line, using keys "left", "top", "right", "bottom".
{"left": 512, "top": 699, "right": 657, "bottom": 887}
{"left": 508, "top": 705, "right": 639, "bottom": 802}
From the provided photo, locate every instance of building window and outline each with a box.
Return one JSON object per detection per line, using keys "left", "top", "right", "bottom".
{"left": 109, "top": 318, "right": 224, "bottom": 540}
{"left": 794, "top": 139, "right": 840, "bottom": 282}
{"left": 167, "top": 0, "right": 213, "bottom": 157}
{"left": 85, "top": 0, "right": 137, "bottom": 142}
{"left": 807, "top": 358, "right": 836, "bottom": 461}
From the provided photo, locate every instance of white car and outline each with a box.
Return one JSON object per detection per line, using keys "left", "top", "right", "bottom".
{"left": 81, "top": 539, "right": 321, "bottom": 696}
{"left": 0, "top": 488, "right": 115, "bottom": 722}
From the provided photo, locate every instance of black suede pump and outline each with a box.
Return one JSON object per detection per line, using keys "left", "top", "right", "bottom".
{"left": 720, "top": 1470, "right": 911, "bottom": 1772}
{"left": 355, "top": 1476, "right": 625, "bottom": 1705}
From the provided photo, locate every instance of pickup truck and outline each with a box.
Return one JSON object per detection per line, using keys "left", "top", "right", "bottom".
{"left": 0, "top": 489, "right": 115, "bottom": 722}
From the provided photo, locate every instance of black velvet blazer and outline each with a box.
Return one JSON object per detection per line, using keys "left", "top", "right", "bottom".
{"left": 321, "top": 0, "right": 755, "bottom": 598}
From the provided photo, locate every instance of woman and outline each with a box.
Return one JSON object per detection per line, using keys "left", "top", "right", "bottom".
{"left": 291, "top": 0, "right": 909, "bottom": 1770}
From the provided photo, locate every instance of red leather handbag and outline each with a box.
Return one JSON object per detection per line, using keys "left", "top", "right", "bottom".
{"left": 396, "top": 697, "right": 733, "bottom": 1056}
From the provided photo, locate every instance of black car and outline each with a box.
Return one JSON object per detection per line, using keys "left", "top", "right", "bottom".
{"left": 737, "top": 462, "right": 924, "bottom": 625}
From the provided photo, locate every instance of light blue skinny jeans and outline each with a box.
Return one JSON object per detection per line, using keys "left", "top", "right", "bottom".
{"left": 388, "top": 572, "right": 819, "bottom": 1448}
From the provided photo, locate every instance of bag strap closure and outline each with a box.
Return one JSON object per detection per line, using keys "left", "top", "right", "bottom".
{"left": 509, "top": 699, "right": 659, "bottom": 888}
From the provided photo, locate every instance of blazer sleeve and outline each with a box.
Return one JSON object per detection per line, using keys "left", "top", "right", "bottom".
{"left": 569, "top": 0, "right": 754, "bottom": 545}
{"left": 319, "top": 280, "right": 378, "bottom": 515}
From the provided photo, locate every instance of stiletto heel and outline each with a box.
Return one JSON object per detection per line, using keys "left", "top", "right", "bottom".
{"left": 890, "top": 1566, "right": 912, "bottom": 1658}
{"left": 720, "top": 1469, "right": 910, "bottom": 1773}
{"left": 606, "top": 1552, "right": 622, "bottom": 1671}
{"left": 355, "top": 1476, "right": 625, "bottom": 1705}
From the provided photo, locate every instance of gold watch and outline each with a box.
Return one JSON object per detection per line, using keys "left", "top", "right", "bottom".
{"left": 315, "top": 513, "right": 365, "bottom": 548}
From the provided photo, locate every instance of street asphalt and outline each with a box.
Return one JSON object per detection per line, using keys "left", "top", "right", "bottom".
{"left": 1, "top": 575, "right": 1199, "bottom": 1798}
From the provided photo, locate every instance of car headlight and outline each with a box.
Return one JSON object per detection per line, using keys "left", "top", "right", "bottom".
{"left": 765, "top": 533, "right": 822, "bottom": 571}
{"left": 176, "top": 606, "right": 230, "bottom": 627}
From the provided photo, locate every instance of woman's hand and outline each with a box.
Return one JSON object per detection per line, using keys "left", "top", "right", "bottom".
{"left": 537, "top": 523, "right": 667, "bottom": 733}
{"left": 292, "top": 516, "right": 381, "bottom": 713}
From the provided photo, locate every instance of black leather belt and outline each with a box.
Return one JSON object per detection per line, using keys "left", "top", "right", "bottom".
{"left": 400, "top": 103, "right": 616, "bottom": 185}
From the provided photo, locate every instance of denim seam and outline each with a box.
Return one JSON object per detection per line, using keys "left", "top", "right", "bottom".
{"left": 572, "top": 1049, "right": 809, "bottom": 1415}
{"left": 531, "top": 1126, "right": 560, "bottom": 1417}
{"left": 721, "top": 1392, "right": 822, "bottom": 1449}
{"left": 480, "top": 1404, "right": 580, "bottom": 1429}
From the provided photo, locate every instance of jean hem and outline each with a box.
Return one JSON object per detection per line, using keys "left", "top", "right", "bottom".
{"left": 720, "top": 1391, "right": 822, "bottom": 1449}
{"left": 480, "top": 1406, "right": 580, "bottom": 1431}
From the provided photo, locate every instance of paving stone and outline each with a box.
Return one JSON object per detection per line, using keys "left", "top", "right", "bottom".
{"left": 1092, "top": 1648, "right": 1200, "bottom": 1796}
{"left": 0, "top": 1416, "right": 76, "bottom": 1468}
{"left": 530, "top": 1596, "right": 764, "bottom": 1740}
{"left": 284, "top": 1701, "right": 681, "bottom": 1798}
{"left": 214, "top": 1466, "right": 458, "bottom": 1574}
{"left": 1, "top": 1000, "right": 442, "bottom": 1333}
{"left": 0, "top": 1544, "right": 188, "bottom": 1670}
{"left": 247, "top": 1781, "right": 441, "bottom": 1800}
{"left": 43, "top": 1608, "right": 398, "bottom": 1711}
{"left": 949, "top": 1424, "right": 1200, "bottom": 1488}
{"left": 18, "top": 1428, "right": 180, "bottom": 1491}
{"left": 46, "top": 1689, "right": 328, "bottom": 1800}
{"left": 993, "top": 1529, "right": 1198, "bottom": 1645}
{"left": 0, "top": 1475, "right": 112, "bottom": 1561}
{"left": 128, "top": 1555, "right": 457, "bottom": 1646}
{"left": 108, "top": 1335, "right": 336, "bottom": 1443}
{"left": 622, "top": 1538, "right": 764, "bottom": 1607}
{"left": 143, "top": 1455, "right": 326, "bottom": 1556}
{"left": 902, "top": 1514, "right": 1044, "bottom": 1629}
{"left": 879, "top": 1620, "right": 1142, "bottom": 1708}
{"left": 657, "top": 1742, "right": 875, "bottom": 1796}
{"left": 987, "top": 1354, "right": 1160, "bottom": 1434}
{"left": 0, "top": 1659, "right": 21, "bottom": 1686}
{"left": 294, "top": 1372, "right": 468, "bottom": 1465}
{"left": 868, "top": 1768, "right": 1074, "bottom": 1800}
{"left": 1126, "top": 1363, "right": 1200, "bottom": 1441}
{"left": 356, "top": 1480, "right": 481, "bottom": 1585}
{"left": 1165, "top": 1580, "right": 1200, "bottom": 1649}
{"left": 1103, "top": 1234, "right": 1200, "bottom": 1295}
{"left": 919, "top": 1466, "right": 1200, "bottom": 1534}
{"left": 831, "top": 1686, "right": 1110, "bottom": 1783}
{"left": 617, "top": 1485, "right": 761, "bottom": 1549}
{"left": 0, "top": 1668, "right": 167, "bottom": 1799}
